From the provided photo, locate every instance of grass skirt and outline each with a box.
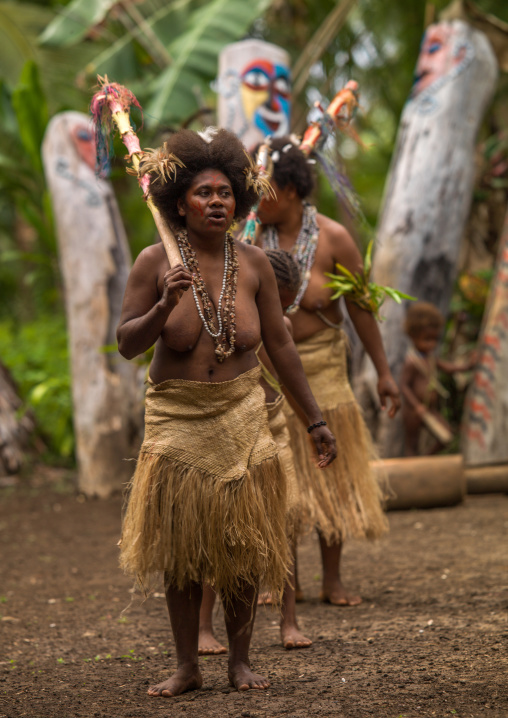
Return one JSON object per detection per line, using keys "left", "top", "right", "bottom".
{"left": 120, "top": 366, "right": 289, "bottom": 601}
{"left": 266, "top": 394, "right": 310, "bottom": 540}
{"left": 284, "top": 328, "right": 388, "bottom": 545}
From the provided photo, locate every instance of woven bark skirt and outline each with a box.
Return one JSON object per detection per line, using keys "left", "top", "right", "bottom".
{"left": 284, "top": 327, "right": 388, "bottom": 545}
{"left": 120, "top": 365, "right": 289, "bottom": 601}
{"left": 265, "top": 394, "right": 311, "bottom": 541}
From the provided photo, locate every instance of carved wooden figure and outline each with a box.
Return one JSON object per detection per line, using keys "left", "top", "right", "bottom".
{"left": 217, "top": 39, "right": 291, "bottom": 151}
{"left": 354, "top": 19, "right": 498, "bottom": 457}
{"left": 42, "top": 111, "right": 143, "bottom": 497}
{"left": 462, "top": 207, "right": 508, "bottom": 465}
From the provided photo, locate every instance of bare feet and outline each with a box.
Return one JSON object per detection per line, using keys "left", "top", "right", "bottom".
{"left": 281, "top": 623, "right": 312, "bottom": 650}
{"left": 320, "top": 580, "right": 362, "bottom": 606}
{"left": 148, "top": 666, "right": 202, "bottom": 697}
{"left": 228, "top": 661, "right": 270, "bottom": 691}
{"left": 257, "top": 591, "right": 276, "bottom": 606}
{"left": 198, "top": 628, "right": 227, "bottom": 656}
{"left": 260, "top": 589, "right": 304, "bottom": 604}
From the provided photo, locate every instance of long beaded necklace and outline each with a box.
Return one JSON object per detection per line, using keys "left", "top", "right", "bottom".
{"left": 263, "top": 202, "right": 319, "bottom": 314}
{"left": 176, "top": 230, "right": 238, "bottom": 362}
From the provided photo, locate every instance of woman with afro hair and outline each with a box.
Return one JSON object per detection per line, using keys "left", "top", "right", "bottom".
{"left": 256, "top": 135, "right": 401, "bottom": 607}
{"left": 116, "top": 128, "right": 336, "bottom": 698}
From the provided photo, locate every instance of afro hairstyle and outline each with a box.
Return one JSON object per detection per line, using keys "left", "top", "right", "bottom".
{"left": 253, "top": 136, "right": 314, "bottom": 199}
{"left": 146, "top": 128, "right": 259, "bottom": 230}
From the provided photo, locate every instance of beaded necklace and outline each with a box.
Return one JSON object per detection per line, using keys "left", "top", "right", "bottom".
{"left": 176, "top": 230, "right": 239, "bottom": 362}
{"left": 263, "top": 202, "right": 319, "bottom": 314}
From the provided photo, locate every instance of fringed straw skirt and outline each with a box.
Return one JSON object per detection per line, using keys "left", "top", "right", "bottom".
{"left": 284, "top": 327, "right": 388, "bottom": 545}
{"left": 120, "top": 365, "right": 289, "bottom": 602}
{"left": 265, "top": 394, "right": 311, "bottom": 541}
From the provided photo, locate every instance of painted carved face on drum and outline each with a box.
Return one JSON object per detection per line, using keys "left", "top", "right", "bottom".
{"left": 178, "top": 169, "right": 236, "bottom": 234}
{"left": 240, "top": 59, "right": 291, "bottom": 137}
{"left": 413, "top": 24, "right": 467, "bottom": 95}
{"left": 71, "top": 126, "right": 96, "bottom": 172}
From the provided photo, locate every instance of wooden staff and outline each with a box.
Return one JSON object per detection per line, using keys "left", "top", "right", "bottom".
{"left": 90, "top": 76, "right": 181, "bottom": 267}
{"left": 299, "top": 80, "right": 359, "bottom": 157}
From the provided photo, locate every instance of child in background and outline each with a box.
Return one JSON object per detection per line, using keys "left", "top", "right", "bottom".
{"left": 199, "top": 249, "right": 313, "bottom": 653}
{"left": 400, "top": 301, "right": 473, "bottom": 456}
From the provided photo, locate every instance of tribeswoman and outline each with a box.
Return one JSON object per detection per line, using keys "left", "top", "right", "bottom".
{"left": 116, "top": 128, "right": 337, "bottom": 697}
{"left": 198, "top": 249, "right": 313, "bottom": 654}
{"left": 257, "top": 136, "right": 401, "bottom": 606}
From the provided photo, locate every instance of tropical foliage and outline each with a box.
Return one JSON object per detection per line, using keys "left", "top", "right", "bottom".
{"left": 0, "top": 0, "right": 507, "bottom": 462}
{"left": 324, "top": 240, "right": 416, "bottom": 319}
{"left": 0, "top": 315, "right": 74, "bottom": 461}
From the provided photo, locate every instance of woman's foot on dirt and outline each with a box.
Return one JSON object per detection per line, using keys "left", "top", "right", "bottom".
{"left": 257, "top": 591, "right": 277, "bottom": 606}
{"left": 228, "top": 660, "right": 270, "bottom": 691}
{"left": 281, "top": 623, "right": 312, "bottom": 650}
{"left": 148, "top": 666, "right": 202, "bottom": 697}
{"left": 198, "top": 628, "right": 227, "bottom": 655}
{"left": 320, "top": 579, "right": 362, "bottom": 606}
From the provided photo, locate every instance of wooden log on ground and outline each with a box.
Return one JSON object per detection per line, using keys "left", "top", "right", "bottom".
{"left": 372, "top": 456, "right": 508, "bottom": 510}
{"left": 372, "top": 455, "right": 466, "bottom": 510}
{"left": 465, "top": 464, "right": 508, "bottom": 494}
{"left": 42, "top": 111, "right": 144, "bottom": 498}
{"left": 354, "top": 19, "right": 498, "bottom": 458}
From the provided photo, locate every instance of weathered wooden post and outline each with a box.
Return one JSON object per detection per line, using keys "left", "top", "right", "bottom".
{"left": 354, "top": 19, "right": 498, "bottom": 457}
{"left": 42, "top": 111, "right": 144, "bottom": 497}
{"left": 217, "top": 39, "right": 291, "bottom": 151}
{"left": 461, "top": 207, "right": 508, "bottom": 466}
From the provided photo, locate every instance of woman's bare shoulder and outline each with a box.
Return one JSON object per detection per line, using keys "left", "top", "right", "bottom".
{"left": 235, "top": 240, "right": 271, "bottom": 269}
{"left": 130, "top": 242, "right": 169, "bottom": 276}
{"left": 315, "top": 212, "right": 362, "bottom": 267}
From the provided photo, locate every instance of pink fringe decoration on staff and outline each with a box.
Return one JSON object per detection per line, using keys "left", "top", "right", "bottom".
{"left": 90, "top": 77, "right": 143, "bottom": 179}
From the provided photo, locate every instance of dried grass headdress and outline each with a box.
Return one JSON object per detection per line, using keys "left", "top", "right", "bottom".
{"left": 137, "top": 143, "right": 185, "bottom": 184}
{"left": 243, "top": 150, "right": 276, "bottom": 200}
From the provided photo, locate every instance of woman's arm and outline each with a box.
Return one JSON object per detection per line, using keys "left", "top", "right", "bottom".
{"left": 329, "top": 224, "right": 400, "bottom": 417}
{"left": 346, "top": 302, "right": 400, "bottom": 417}
{"left": 116, "top": 246, "right": 192, "bottom": 360}
{"left": 253, "top": 248, "right": 337, "bottom": 466}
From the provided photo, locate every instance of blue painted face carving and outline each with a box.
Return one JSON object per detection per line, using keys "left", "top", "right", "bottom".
{"left": 240, "top": 59, "right": 291, "bottom": 137}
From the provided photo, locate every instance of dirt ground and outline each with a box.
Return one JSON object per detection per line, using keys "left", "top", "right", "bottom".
{"left": 0, "top": 467, "right": 507, "bottom": 718}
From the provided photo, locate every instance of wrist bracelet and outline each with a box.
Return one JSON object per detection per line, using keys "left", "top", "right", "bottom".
{"left": 307, "top": 420, "right": 327, "bottom": 434}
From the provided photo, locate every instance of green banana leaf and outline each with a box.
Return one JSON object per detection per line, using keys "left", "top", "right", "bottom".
{"left": 11, "top": 61, "right": 48, "bottom": 175}
{"left": 39, "top": 0, "right": 119, "bottom": 47}
{"left": 145, "top": 0, "right": 272, "bottom": 125}
{"left": 0, "top": 1, "right": 108, "bottom": 112}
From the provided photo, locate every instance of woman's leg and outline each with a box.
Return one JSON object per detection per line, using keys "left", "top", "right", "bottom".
{"left": 280, "top": 548, "right": 312, "bottom": 649}
{"left": 224, "top": 582, "right": 270, "bottom": 691}
{"left": 318, "top": 534, "right": 362, "bottom": 606}
{"left": 148, "top": 576, "right": 203, "bottom": 697}
{"left": 198, "top": 584, "right": 227, "bottom": 655}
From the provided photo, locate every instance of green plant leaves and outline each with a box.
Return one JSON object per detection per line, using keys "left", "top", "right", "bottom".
{"left": 324, "top": 252, "right": 416, "bottom": 320}
{"left": 11, "top": 61, "right": 48, "bottom": 174}
{"left": 39, "top": 0, "right": 119, "bottom": 47}
{"left": 144, "top": 0, "right": 272, "bottom": 125}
